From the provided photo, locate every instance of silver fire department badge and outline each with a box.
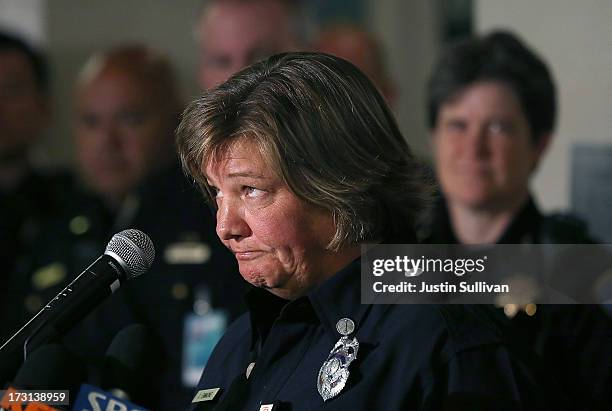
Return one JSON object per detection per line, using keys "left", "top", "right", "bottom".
{"left": 317, "top": 318, "right": 359, "bottom": 401}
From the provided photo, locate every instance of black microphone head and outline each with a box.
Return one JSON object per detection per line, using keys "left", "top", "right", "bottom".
{"left": 104, "top": 229, "right": 155, "bottom": 279}
{"left": 101, "top": 324, "right": 166, "bottom": 407}
{"left": 14, "top": 343, "right": 86, "bottom": 394}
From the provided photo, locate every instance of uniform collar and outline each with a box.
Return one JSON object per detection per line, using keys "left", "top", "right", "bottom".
{"left": 425, "top": 195, "right": 543, "bottom": 244}
{"left": 244, "top": 257, "right": 371, "bottom": 349}
{"left": 244, "top": 287, "right": 288, "bottom": 353}
{"left": 496, "top": 197, "right": 542, "bottom": 243}
{"left": 307, "top": 258, "right": 371, "bottom": 344}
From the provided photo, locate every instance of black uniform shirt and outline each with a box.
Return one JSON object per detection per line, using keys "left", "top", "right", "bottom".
{"left": 0, "top": 170, "right": 73, "bottom": 343}
{"left": 421, "top": 194, "right": 612, "bottom": 410}
{"left": 189, "top": 258, "right": 548, "bottom": 411}
{"left": 422, "top": 195, "right": 542, "bottom": 245}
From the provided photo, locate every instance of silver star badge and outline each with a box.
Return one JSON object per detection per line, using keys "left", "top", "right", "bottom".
{"left": 317, "top": 318, "right": 359, "bottom": 401}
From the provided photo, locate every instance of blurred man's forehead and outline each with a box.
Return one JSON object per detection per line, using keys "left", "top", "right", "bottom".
{"left": 78, "top": 67, "right": 171, "bottom": 110}
{"left": 199, "top": 0, "right": 293, "bottom": 45}
{"left": 202, "top": 0, "right": 290, "bottom": 23}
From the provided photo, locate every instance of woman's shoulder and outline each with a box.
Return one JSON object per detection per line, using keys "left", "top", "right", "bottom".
{"left": 368, "top": 304, "right": 505, "bottom": 360}
{"left": 366, "top": 305, "right": 546, "bottom": 408}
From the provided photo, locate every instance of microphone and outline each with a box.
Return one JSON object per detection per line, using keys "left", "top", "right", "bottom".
{"left": 0, "top": 229, "right": 155, "bottom": 383}
{"left": 71, "top": 384, "right": 149, "bottom": 411}
{"left": 14, "top": 344, "right": 86, "bottom": 394}
{"left": 71, "top": 325, "right": 160, "bottom": 411}
{"left": 100, "top": 324, "right": 166, "bottom": 408}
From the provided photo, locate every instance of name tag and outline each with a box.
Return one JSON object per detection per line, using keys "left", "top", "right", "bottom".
{"left": 192, "top": 388, "right": 220, "bottom": 403}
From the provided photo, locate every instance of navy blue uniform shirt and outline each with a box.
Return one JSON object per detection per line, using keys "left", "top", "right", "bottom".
{"left": 421, "top": 195, "right": 612, "bottom": 409}
{"left": 188, "top": 258, "right": 550, "bottom": 411}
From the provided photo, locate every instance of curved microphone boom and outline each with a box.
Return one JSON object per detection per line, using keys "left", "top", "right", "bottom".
{"left": 0, "top": 229, "right": 155, "bottom": 383}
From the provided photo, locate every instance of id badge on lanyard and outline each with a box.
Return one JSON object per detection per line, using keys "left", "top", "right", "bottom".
{"left": 182, "top": 286, "right": 228, "bottom": 387}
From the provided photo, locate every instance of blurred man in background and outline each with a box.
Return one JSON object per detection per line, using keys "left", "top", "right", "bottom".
{"left": 422, "top": 30, "right": 612, "bottom": 409}
{"left": 17, "top": 45, "right": 244, "bottom": 409}
{"left": 312, "top": 23, "right": 396, "bottom": 107}
{"left": 74, "top": 46, "right": 180, "bottom": 211}
{"left": 0, "top": 31, "right": 50, "bottom": 275}
{"left": 195, "top": 0, "right": 305, "bottom": 90}
{"left": 0, "top": 31, "right": 72, "bottom": 343}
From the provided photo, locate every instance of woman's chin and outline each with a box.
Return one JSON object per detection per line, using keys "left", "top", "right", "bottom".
{"left": 240, "top": 266, "right": 271, "bottom": 288}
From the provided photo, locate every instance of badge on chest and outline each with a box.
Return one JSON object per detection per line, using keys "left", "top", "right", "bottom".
{"left": 317, "top": 317, "right": 359, "bottom": 401}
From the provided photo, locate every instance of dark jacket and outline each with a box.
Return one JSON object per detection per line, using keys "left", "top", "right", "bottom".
{"left": 189, "top": 258, "right": 553, "bottom": 411}
{"left": 420, "top": 195, "right": 612, "bottom": 410}
{"left": 1, "top": 170, "right": 73, "bottom": 343}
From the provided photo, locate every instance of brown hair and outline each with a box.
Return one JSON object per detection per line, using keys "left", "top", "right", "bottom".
{"left": 177, "top": 52, "right": 431, "bottom": 250}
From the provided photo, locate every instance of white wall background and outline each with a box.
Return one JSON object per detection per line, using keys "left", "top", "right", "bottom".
{"left": 369, "top": 0, "right": 441, "bottom": 158}
{"left": 476, "top": 0, "right": 612, "bottom": 212}
{"left": 0, "top": 0, "right": 45, "bottom": 45}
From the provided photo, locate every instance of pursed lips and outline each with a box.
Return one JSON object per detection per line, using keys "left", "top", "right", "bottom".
{"left": 231, "top": 249, "right": 265, "bottom": 260}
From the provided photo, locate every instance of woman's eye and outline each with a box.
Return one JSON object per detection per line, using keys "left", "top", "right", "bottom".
{"left": 243, "top": 186, "right": 265, "bottom": 198}
{"left": 443, "top": 119, "right": 467, "bottom": 136}
{"left": 488, "top": 120, "right": 512, "bottom": 136}
{"left": 78, "top": 113, "right": 100, "bottom": 129}
{"left": 119, "top": 112, "right": 145, "bottom": 127}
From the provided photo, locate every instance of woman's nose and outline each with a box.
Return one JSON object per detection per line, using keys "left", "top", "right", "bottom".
{"left": 216, "top": 199, "right": 251, "bottom": 241}
{"left": 465, "top": 125, "right": 489, "bottom": 158}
